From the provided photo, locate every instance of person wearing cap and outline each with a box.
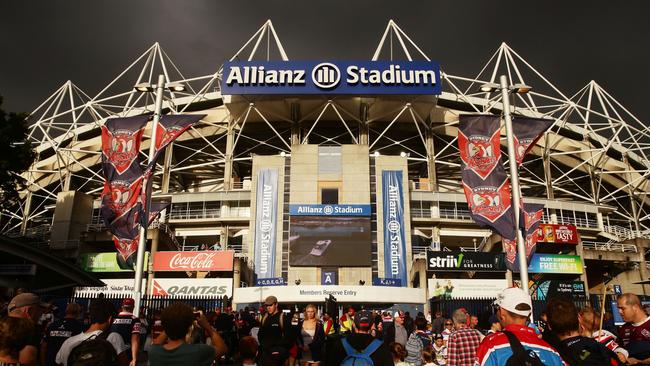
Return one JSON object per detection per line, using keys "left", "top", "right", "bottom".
{"left": 475, "top": 287, "right": 565, "bottom": 366}
{"left": 109, "top": 298, "right": 142, "bottom": 366}
{"left": 432, "top": 333, "right": 447, "bottom": 365}
{"left": 339, "top": 307, "right": 356, "bottom": 335}
{"left": 41, "top": 303, "right": 83, "bottom": 366}
{"left": 8, "top": 292, "right": 48, "bottom": 366}
{"left": 257, "top": 295, "right": 291, "bottom": 365}
{"left": 56, "top": 298, "right": 128, "bottom": 366}
{"left": 326, "top": 310, "right": 392, "bottom": 366}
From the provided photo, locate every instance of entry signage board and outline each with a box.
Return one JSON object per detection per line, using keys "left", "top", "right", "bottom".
{"left": 426, "top": 251, "right": 506, "bottom": 272}
{"left": 222, "top": 61, "right": 442, "bottom": 95}
{"left": 428, "top": 279, "right": 507, "bottom": 299}
{"left": 153, "top": 251, "right": 234, "bottom": 271}
{"left": 289, "top": 204, "right": 371, "bottom": 216}
{"left": 532, "top": 280, "right": 586, "bottom": 300}
{"left": 372, "top": 278, "right": 402, "bottom": 287}
{"left": 235, "top": 285, "right": 425, "bottom": 304}
{"left": 152, "top": 278, "right": 233, "bottom": 297}
{"left": 80, "top": 252, "right": 149, "bottom": 272}
{"left": 537, "top": 224, "right": 579, "bottom": 244}
{"left": 321, "top": 271, "right": 338, "bottom": 285}
{"left": 74, "top": 279, "right": 145, "bottom": 297}
{"left": 519, "top": 254, "right": 583, "bottom": 274}
{"left": 255, "top": 277, "right": 286, "bottom": 287}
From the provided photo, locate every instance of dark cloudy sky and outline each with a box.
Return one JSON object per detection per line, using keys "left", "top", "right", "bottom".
{"left": 1, "top": 0, "right": 649, "bottom": 122}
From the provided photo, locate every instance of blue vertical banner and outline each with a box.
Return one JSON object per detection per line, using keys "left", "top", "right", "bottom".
{"left": 254, "top": 169, "right": 279, "bottom": 278}
{"left": 382, "top": 170, "right": 407, "bottom": 286}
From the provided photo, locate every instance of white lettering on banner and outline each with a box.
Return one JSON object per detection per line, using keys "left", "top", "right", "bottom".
{"left": 346, "top": 65, "right": 436, "bottom": 85}
{"left": 235, "top": 285, "right": 425, "bottom": 304}
{"left": 169, "top": 252, "right": 218, "bottom": 270}
{"left": 259, "top": 184, "right": 273, "bottom": 275}
{"left": 429, "top": 256, "right": 460, "bottom": 268}
{"left": 388, "top": 185, "right": 402, "bottom": 277}
{"left": 225, "top": 66, "right": 306, "bottom": 86}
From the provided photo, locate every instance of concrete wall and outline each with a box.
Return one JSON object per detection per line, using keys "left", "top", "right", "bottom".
{"left": 50, "top": 191, "right": 93, "bottom": 247}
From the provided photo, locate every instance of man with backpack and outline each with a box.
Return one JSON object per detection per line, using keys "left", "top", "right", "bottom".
{"left": 55, "top": 298, "right": 128, "bottom": 366}
{"left": 257, "top": 296, "right": 291, "bottom": 365}
{"left": 545, "top": 297, "right": 622, "bottom": 366}
{"left": 475, "top": 287, "right": 566, "bottom": 366}
{"left": 405, "top": 316, "right": 432, "bottom": 366}
{"left": 325, "top": 310, "right": 392, "bottom": 366}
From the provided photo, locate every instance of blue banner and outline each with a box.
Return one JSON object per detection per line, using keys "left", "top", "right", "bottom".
{"left": 254, "top": 169, "right": 279, "bottom": 278}
{"left": 289, "top": 204, "right": 371, "bottom": 216}
{"left": 255, "top": 277, "right": 285, "bottom": 287}
{"left": 381, "top": 170, "right": 407, "bottom": 286}
{"left": 372, "top": 277, "right": 402, "bottom": 287}
{"left": 222, "top": 61, "right": 442, "bottom": 95}
{"left": 516, "top": 253, "right": 583, "bottom": 274}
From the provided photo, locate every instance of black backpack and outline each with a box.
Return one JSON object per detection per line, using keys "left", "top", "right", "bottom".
{"left": 67, "top": 331, "right": 119, "bottom": 366}
{"left": 503, "top": 330, "right": 545, "bottom": 366}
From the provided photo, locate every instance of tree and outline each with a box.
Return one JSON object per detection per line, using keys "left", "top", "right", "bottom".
{"left": 0, "top": 96, "right": 35, "bottom": 211}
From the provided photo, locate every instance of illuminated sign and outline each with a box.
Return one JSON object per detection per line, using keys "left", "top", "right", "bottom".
{"left": 222, "top": 61, "right": 442, "bottom": 95}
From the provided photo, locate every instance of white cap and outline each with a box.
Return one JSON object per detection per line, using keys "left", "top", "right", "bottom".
{"left": 494, "top": 287, "right": 532, "bottom": 317}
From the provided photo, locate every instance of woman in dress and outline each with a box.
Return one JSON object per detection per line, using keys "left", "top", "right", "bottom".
{"left": 297, "top": 304, "right": 325, "bottom": 365}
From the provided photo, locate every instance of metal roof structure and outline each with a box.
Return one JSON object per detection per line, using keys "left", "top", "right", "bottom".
{"left": 5, "top": 19, "right": 650, "bottom": 245}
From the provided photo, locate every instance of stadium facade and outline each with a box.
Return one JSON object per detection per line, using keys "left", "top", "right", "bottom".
{"left": 4, "top": 20, "right": 650, "bottom": 308}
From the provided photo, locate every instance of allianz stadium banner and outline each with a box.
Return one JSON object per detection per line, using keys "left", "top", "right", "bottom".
{"left": 381, "top": 170, "right": 407, "bottom": 286}
{"left": 512, "top": 116, "right": 554, "bottom": 165}
{"left": 221, "top": 61, "right": 442, "bottom": 95}
{"left": 254, "top": 169, "right": 279, "bottom": 279}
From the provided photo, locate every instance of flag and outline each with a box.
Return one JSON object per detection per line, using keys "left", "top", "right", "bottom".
{"left": 461, "top": 166, "right": 516, "bottom": 241}
{"left": 107, "top": 204, "right": 142, "bottom": 268}
{"left": 512, "top": 116, "right": 554, "bottom": 165}
{"left": 458, "top": 114, "right": 502, "bottom": 179}
{"left": 504, "top": 203, "right": 544, "bottom": 271}
{"left": 101, "top": 116, "right": 149, "bottom": 175}
{"left": 147, "top": 114, "right": 206, "bottom": 171}
{"left": 140, "top": 201, "right": 171, "bottom": 228}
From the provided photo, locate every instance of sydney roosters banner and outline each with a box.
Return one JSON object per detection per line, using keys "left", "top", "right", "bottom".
{"left": 512, "top": 116, "right": 554, "bottom": 165}
{"left": 505, "top": 203, "right": 544, "bottom": 271}
{"left": 148, "top": 114, "right": 206, "bottom": 170}
{"left": 462, "top": 167, "right": 516, "bottom": 241}
{"left": 459, "top": 114, "right": 502, "bottom": 179}
{"left": 101, "top": 116, "right": 149, "bottom": 176}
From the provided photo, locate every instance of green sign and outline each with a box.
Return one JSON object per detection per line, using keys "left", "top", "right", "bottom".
{"left": 520, "top": 254, "right": 583, "bottom": 274}
{"left": 80, "top": 252, "right": 149, "bottom": 272}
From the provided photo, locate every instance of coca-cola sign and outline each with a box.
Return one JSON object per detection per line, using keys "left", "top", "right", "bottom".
{"left": 153, "top": 251, "right": 234, "bottom": 271}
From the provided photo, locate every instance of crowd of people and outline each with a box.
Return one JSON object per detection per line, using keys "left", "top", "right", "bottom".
{"left": 1, "top": 288, "right": 649, "bottom": 366}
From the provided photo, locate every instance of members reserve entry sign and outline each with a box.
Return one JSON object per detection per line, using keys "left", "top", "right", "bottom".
{"left": 222, "top": 61, "right": 442, "bottom": 95}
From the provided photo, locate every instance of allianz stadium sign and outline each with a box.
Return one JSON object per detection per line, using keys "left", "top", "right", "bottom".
{"left": 221, "top": 61, "right": 441, "bottom": 95}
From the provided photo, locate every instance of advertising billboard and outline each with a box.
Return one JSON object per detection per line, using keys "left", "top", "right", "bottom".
{"left": 427, "top": 279, "right": 508, "bottom": 299}
{"left": 254, "top": 168, "right": 279, "bottom": 278}
{"left": 153, "top": 251, "right": 234, "bottom": 272}
{"left": 74, "top": 279, "right": 146, "bottom": 297}
{"left": 80, "top": 252, "right": 149, "bottom": 272}
{"left": 426, "top": 251, "right": 506, "bottom": 272}
{"left": 531, "top": 280, "right": 586, "bottom": 300}
{"left": 151, "top": 278, "right": 233, "bottom": 297}
{"left": 518, "top": 254, "right": 584, "bottom": 274}
{"left": 381, "top": 170, "right": 408, "bottom": 285}
{"left": 289, "top": 216, "right": 371, "bottom": 266}
{"left": 222, "top": 61, "right": 442, "bottom": 95}
{"left": 536, "top": 224, "right": 579, "bottom": 244}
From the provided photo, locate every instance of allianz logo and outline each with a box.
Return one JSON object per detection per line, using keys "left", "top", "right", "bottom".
{"left": 225, "top": 63, "right": 437, "bottom": 89}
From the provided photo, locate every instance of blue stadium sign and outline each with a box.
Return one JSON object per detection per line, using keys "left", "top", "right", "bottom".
{"left": 222, "top": 61, "right": 442, "bottom": 95}
{"left": 372, "top": 277, "right": 402, "bottom": 287}
{"left": 255, "top": 277, "right": 285, "bottom": 286}
{"left": 289, "top": 204, "right": 371, "bottom": 216}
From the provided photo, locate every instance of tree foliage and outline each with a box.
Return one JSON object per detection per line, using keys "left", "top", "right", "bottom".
{"left": 0, "top": 96, "right": 35, "bottom": 210}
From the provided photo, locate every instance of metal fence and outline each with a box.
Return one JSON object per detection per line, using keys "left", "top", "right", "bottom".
{"left": 43, "top": 293, "right": 228, "bottom": 324}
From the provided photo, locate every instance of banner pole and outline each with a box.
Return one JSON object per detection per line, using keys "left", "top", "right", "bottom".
{"left": 133, "top": 74, "right": 165, "bottom": 317}
{"left": 499, "top": 75, "right": 530, "bottom": 295}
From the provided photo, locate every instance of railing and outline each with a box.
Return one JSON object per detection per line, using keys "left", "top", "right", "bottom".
{"left": 438, "top": 208, "right": 472, "bottom": 221}
{"left": 410, "top": 180, "right": 432, "bottom": 191}
{"left": 168, "top": 207, "right": 251, "bottom": 221}
{"left": 551, "top": 216, "right": 599, "bottom": 229}
{"left": 582, "top": 240, "right": 638, "bottom": 253}
{"left": 603, "top": 225, "right": 638, "bottom": 240}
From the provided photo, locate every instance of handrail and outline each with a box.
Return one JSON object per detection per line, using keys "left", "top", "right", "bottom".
{"left": 582, "top": 240, "right": 638, "bottom": 253}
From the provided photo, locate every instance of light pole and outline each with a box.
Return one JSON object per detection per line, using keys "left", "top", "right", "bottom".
{"left": 132, "top": 75, "right": 185, "bottom": 316}
{"left": 481, "top": 75, "right": 532, "bottom": 294}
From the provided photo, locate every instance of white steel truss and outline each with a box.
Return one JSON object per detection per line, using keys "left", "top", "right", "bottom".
{"left": 4, "top": 19, "right": 650, "bottom": 242}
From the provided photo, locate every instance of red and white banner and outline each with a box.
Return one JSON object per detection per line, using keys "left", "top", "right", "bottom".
{"left": 537, "top": 224, "right": 579, "bottom": 244}
{"left": 153, "top": 251, "right": 234, "bottom": 271}
{"left": 151, "top": 278, "right": 232, "bottom": 297}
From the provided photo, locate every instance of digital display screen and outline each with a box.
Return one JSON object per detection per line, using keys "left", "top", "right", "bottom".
{"left": 289, "top": 216, "right": 371, "bottom": 266}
